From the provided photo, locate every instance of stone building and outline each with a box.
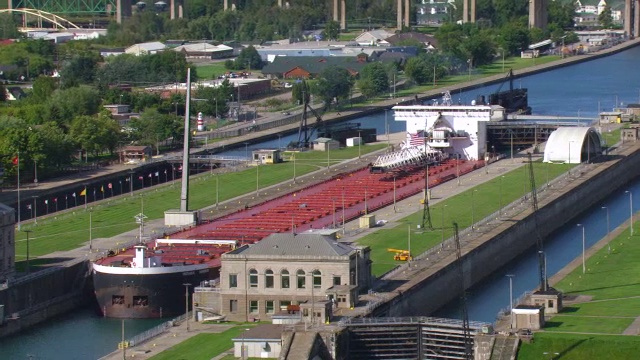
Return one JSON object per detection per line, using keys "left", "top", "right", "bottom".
{"left": 0, "top": 202, "right": 15, "bottom": 283}
{"left": 217, "top": 232, "right": 371, "bottom": 322}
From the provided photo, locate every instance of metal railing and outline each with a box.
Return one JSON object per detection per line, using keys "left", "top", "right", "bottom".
{"left": 127, "top": 311, "right": 191, "bottom": 347}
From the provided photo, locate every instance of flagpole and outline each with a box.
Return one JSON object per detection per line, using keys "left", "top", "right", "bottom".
{"left": 16, "top": 151, "right": 20, "bottom": 231}
{"left": 84, "top": 187, "right": 87, "bottom": 209}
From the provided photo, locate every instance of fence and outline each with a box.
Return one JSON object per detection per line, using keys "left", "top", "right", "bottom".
{"left": 127, "top": 311, "right": 191, "bottom": 347}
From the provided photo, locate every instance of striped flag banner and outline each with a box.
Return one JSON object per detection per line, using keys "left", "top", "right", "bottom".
{"left": 408, "top": 131, "right": 425, "bottom": 146}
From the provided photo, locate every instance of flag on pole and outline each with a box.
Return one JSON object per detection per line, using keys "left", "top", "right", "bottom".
{"left": 108, "top": 183, "right": 113, "bottom": 189}
{"left": 164, "top": 169, "right": 167, "bottom": 174}
{"left": 72, "top": 192, "right": 76, "bottom": 198}
{"left": 45, "top": 199, "right": 48, "bottom": 204}
{"left": 138, "top": 176, "right": 143, "bottom": 180}
{"left": 101, "top": 185, "right": 104, "bottom": 192}
{"left": 54, "top": 198, "right": 57, "bottom": 202}
{"left": 148, "top": 173, "right": 152, "bottom": 178}
{"left": 27, "top": 204, "right": 31, "bottom": 210}
{"left": 80, "top": 188, "right": 86, "bottom": 196}
{"left": 12, "top": 156, "right": 19, "bottom": 166}
{"left": 408, "top": 131, "right": 425, "bottom": 147}
{"left": 155, "top": 171, "right": 159, "bottom": 177}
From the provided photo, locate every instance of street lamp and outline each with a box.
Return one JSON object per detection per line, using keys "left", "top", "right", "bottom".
{"left": 471, "top": 189, "right": 477, "bottom": 230}
{"left": 244, "top": 142, "right": 249, "bottom": 160}
{"left": 506, "top": 274, "right": 515, "bottom": 328}
{"left": 183, "top": 283, "right": 191, "bottom": 332}
{"left": 499, "top": 176, "right": 505, "bottom": 217}
{"left": 393, "top": 175, "right": 397, "bottom": 213}
{"left": 602, "top": 206, "right": 610, "bottom": 254}
{"left": 577, "top": 224, "right": 586, "bottom": 274}
{"left": 241, "top": 328, "right": 251, "bottom": 360}
{"left": 24, "top": 229, "right": 32, "bottom": 274}
{"left": 332, "top": 198, "right": 336, "bottom": 228}
{"left": 626, "top": 190, "right": 633, "bottom": 236}
{"left": 441, "top": 204, "right": 447, "bottom": 243}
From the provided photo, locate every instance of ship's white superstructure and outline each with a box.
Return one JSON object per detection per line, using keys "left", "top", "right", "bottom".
{"left": 372, "top": 92, "right": 505, "bottom": 172}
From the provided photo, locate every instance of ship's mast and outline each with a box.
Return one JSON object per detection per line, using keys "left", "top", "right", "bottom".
{"left": 180, "top": 68, "right": 191, "bottom": 212}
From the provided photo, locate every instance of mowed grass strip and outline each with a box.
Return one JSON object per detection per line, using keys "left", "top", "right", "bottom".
{"left": 517, "top": 332, "right": 640, "bottom": 360}
{"left": 14, "top": 145, "right": 386, "bottom": 260}
{"left": 147, "top": 326, "right": 250, "bottom": 360}
{"left": 358, "top": 162, "right": 569, "bottom": 276}
{"left": 543, "top": 315, "right": 634, "bottom": 334}
{"left": 194, "top": 62, "right": 229, "bottom": 79}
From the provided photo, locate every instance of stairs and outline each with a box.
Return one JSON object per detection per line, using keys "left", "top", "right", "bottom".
{"left": 490, "top": 335, "right": 519, "bottom": 360}
{"left": 283, "top": 331, "right": 318, "bottom": 360}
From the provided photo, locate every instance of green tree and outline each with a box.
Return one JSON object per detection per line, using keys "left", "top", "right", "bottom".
{"left": 357, "top": 62, "right": 389, "bottom": 98}
{"left": 323, "top": 20, "right": 340, "bottom": 41}
{"left": 404, "top": 57, "right": 430, "bottom": 85}
{"left": 492, "top": 0, "right": 528, "bottom": 27}
{"left": 31, "top": 76, "right": 57, "bottom": 103}
{"left": 313, "top": 66, "right": 352, "bottom": 108}
{"left": 127, "top": 108, "right": 183, "bottom": 150}
{"left": 598, "top": 5, "right": 613, "bottom": 29}
{"left": 70, "top": 112, "right": 122, "bottom": 157}
{"left": 548, "top": 1, "right": 576, "bottom": 29}
{"left": 499, "top": 21, "right": 530, "bottom": 55}
{"left": 235, "top": 46, "right": 263, "bottom": 70}
{"left": 292, "top": 80, "right": 310, "bottom": 105}
{"left": 48, "top": 86, "right": 101, "bottom": 128}
{"left": 60, "top": 54, "right": 98, "bottom": 88}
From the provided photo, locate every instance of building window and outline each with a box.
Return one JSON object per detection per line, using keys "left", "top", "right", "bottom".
{"left": 230, "top": 300, "right": 238, "bottom": 313}
{"left": 333, "top": 276, "right": 341, "bottom": 286}
{"left": 281, "top": 269, "right": 290, "bottom": 289}
{"left": 265, "top": 269, "right": 274, "bottom": 288}
{"left": 249, "top": 300, "right": 259, "bottom": 314}
{"left": 249, "top": 269, "right": 258, "bottom": 288}
{"left": 229, "top": 274, "right": 238, "bottom": 288}
{"left": 312, "top": 270, "right": 322, "bottom": 289}
{"left": 280, "top": 300, "right": 291, "bottom": 311}
{"left": 266, "top": 300, "right": 275, "bottom": 314}
{"left": 297, "top": 269, "right": 306, "bottom": 289}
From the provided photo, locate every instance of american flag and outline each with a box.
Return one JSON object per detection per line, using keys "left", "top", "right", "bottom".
{"left": 408, "top": 131, "right": 425, "bottom": 146}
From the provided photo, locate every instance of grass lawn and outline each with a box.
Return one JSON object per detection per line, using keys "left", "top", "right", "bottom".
{"left": 517, "top": 332, "right": 640, "bottom": 360}
{"left": 147, "top": 326, "right": 251, "bottom": 360}
{"left": 13, "top": 145, "right": 386, "bottom": 262}
{"left": 543, "top": 315, "right": 634, "bottom": 334}
{"left": 195, "top": 62, "right": 230, "bottom": 79}
{"left": 359, "top": 162, "right": 569, "bottom": 276}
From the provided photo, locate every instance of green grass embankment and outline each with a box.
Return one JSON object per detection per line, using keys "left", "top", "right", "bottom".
{"left": 147, "top": 326, "right": 254, "bottom": 360}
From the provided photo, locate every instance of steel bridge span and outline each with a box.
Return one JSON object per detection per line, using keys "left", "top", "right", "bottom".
{"left": 3, "top": 0, "right": 117, "bottom": 15}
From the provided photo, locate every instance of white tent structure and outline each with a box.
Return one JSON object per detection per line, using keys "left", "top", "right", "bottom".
{"left": 543, "top": 127, "right": 603, "bottom": 164}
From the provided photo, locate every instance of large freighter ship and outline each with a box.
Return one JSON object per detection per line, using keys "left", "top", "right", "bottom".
{"left": 92, "top": 239, "right": 235, "bottom": 318}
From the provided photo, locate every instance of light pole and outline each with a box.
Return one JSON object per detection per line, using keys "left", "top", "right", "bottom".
{"left": 24, "top": 229, "right": 32, "bottom": 274}
{"left": 256, "top": 164, "right": 259, "bottom": 196}
{"left": 499, "top": 176, "right": 505, "bottom": 217}
{"left": 577, "top": 224, "right": 586, "bottom": 274}
{"left": 393, "top": 175, "right": 397, "bottom": 212}
{"left": 89, "top": 209, "right": 93, "bottom": 252}
{"left": 467, "top": 58, "right": 472, "bottom": 81}
{"left": 183, "top": 283, "right": 191, "bottom": 332}
{"left": 215, "top": 174, "right": 219, "bottom": 208}
{"left": 33, "top": 159, "right": 38, "bottom": 185}
{"left": 626, "top": 190, "right": 633, "bottom": 236}
{"left": 506, "top": 274, "right": 515, "bottom": 328}
{"left": 441, "top": 204, "right": 447, "bottom": 243}
{"left": 471, "top": 189, "right": 477, "bottom": 230}
{"left": 241, "top": 328, "right": 251, "bottom": 360}
{"left": 244, "top": 142, "right": 249, "bottom": 161}
{"left": 602, "top": 206, "right": 610, "bottom": 254}
{"left": 332, "top": 198, "right": 336, "bottom": 228}
{"left": 568, "top": 140, "right": 575, "bottom": 176}
{"left": 358, "top": 130, "right": 362, "bottom": 159}
{"left": 292, "top": 154, "right": 296, "bottom": 183}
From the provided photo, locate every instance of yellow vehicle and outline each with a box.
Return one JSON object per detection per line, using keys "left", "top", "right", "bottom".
{"left": 387, "top": 248, "right": 412, "bottom": 261}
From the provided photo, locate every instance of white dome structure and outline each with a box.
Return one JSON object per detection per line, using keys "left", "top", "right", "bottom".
{"left": 543, "top": 127, "right": 603, "bottom": 164}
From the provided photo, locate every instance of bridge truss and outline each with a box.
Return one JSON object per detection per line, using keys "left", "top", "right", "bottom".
{"left": 8, "top": 0, "right": 116, "bottom": 15}
{"left": 0, "top": 8, "right": 81, "bottom": 29}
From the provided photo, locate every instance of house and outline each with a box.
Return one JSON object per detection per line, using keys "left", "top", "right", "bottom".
{"left": 119, "top": 146, "right": 152, "bottom": 164}
{"left": 354, "top": 29, "right": 394, "bottom": 46}
{"left": 233, "top": 325, "right": 284, "bottom": 359}
{"left": 215, "top": 232, "right": 371, "bottom": 322}
{"left": 385, "top": 32, "right": 438, "bottom": 50}
{"left": 172, "top": 43, "right": 233, "bottom": 59}
{"left": 5, "top": 87, "right": 25, "bottom": 101}
{"left": 125, "top": 41, "right": 167, "bottom": 56}
{"left": 251, "top": 149, "right": 282, "bottom": 164}
{"left": 261, "top": 56, "right": 368, "bottom": 79}
{"left": 312, "top": 137, "right": 340, "bottom": 152}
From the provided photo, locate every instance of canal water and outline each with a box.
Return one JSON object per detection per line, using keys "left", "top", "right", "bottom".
{"left": 3, "top": 46, "right": 640, "bottom": 359}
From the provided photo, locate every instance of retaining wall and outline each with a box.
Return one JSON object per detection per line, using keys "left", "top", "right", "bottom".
{"left": 370, "top": 145, "right": 640, "bottom": 317}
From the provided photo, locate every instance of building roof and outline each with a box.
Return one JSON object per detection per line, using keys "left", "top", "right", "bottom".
{"left": 173, "top": 43, "right": 233, "bottom": 53}
{"left": 314, "top": 137, "right": 338, "bottom": 143}
{"left": 385, "top": 32, "right": 438, "bottom": 48}
{"left": 125, "top": 41, "right": 167, "bottom": 55}
{"left": 233, "top": 324, "right": 283, "bottom": 341}
{"left": 543, "top": 127, "right": 602, "bottom": 164}
{"left": 354, "top": 29, "right": 394, "bottom": 44}
{"left": 225, "top": 233, "right": 356, "bottom": 258}
{"left": 262, "top": 56, "right": 367, "bottom": 77}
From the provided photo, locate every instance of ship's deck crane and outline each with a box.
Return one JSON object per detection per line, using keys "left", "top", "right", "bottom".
{"left": 297, "top": 85, "right": 322, "bottom": 148}
{"left": 528, "top": 152, "right": 548, "bottom": 291}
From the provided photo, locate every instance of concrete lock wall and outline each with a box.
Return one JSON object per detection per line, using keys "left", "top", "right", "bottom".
{"left": 0, "top": 260, "right": 92, "bottom": 337}
{"left": 373, "top": 147, "right": 640, "bottom": 318}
